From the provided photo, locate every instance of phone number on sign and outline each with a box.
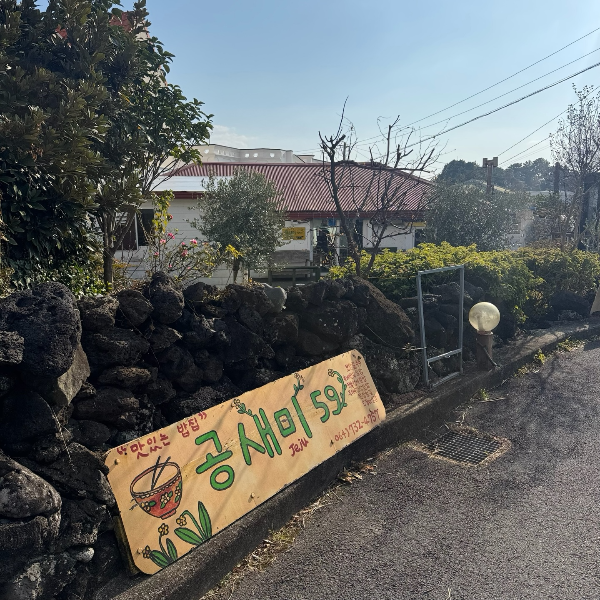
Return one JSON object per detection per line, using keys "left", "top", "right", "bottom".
{"left": 334, "top": 409, "right": 380, "bottom": 442}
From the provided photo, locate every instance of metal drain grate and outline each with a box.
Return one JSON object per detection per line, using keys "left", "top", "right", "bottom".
{"left": 426, "top": 430, "right": 501, "bottom": 465}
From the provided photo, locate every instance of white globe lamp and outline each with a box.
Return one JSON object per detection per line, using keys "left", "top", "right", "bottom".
{"left": 469, "top": 302, "right": 500, "bottom": 370}
{"left": 469, "top": 302, "right": 500, "bottom": 333}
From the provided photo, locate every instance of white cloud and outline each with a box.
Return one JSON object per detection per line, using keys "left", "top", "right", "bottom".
{"left": 209, "top": 125, "right": 256, "bottom": 148}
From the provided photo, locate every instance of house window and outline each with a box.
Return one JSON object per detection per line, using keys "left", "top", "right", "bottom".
{"left": 137, "top": 209, "right": 155, "bottom": 247}
{"left": 114, "top": 209, "right": 155, "bottom": 252}
{"left": 116, "top": 218, "right": 137, "bottom": 251}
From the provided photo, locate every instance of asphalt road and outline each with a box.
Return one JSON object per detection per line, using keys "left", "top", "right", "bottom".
{"left": 207, "top": 340, "right": 600, "bottom": 600}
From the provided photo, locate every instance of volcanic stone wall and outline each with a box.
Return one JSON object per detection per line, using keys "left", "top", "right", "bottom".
{"left": 0, "top": 273, "right": 420, "bottom": 600}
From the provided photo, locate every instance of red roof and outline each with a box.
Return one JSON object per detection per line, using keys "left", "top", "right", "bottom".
{"left": 169, "top": 162, "right": 431, "bottom": 220}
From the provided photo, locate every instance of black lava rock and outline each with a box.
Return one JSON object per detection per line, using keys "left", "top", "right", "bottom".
{"left": 0, "top": 282, "right": 81, "bottom": 378}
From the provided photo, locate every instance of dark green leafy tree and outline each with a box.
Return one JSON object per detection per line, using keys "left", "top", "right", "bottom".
{"left": 193, "top": 169, "right": 287, "bottom": 282}
{"left": 426, "top": 183, "right": 530, "bottom": 251}
{"left": 0, "top": 0, "right": 108, "bottom": 289}
{"left": 438, "top": 158, "right": 555, "bottom": 192}
{"left": 437, "top": 159, "right": 483, "bottom": 185}
{"left": 92, "top": 4, "right": 212, "bottom": 287}
{"left": 500, "top": 158, "right": 554, "bottom": 191}
{"left": 0, "top": 0, "right": 212, "bottom": 290}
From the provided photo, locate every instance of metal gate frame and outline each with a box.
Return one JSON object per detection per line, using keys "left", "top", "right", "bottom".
{"left": 416, "top": 265, "right": 464, "bottom": 389}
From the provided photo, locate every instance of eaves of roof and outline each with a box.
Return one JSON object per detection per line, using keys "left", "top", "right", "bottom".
{"left": 160, "top": 162, "right": 431, "bottom": 216}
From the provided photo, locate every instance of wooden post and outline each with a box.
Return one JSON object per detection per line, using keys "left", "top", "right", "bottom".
{"left": 476, "top": 331, "right": 494, "bottom": 370}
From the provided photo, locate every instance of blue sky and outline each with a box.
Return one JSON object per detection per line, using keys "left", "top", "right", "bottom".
{"left": 144, "top": 0, "right": 600, "bottom": 173}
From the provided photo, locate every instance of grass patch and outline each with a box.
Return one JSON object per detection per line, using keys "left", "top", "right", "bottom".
{"left": 515, "top": 337, "right": 585, "bottom": 378}
{"left": 475, "top": 388, "right": 490, "bottom": 402}
{"left": 556, "top": 337, "right": 584, "bottom": 352}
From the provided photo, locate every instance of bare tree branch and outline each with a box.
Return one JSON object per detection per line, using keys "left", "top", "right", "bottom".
{"left": 318, "top": 112, "right": 440, "bottom": 277}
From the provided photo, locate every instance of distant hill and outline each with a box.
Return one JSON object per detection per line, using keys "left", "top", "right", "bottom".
{"left": 437, "top": 158, "right": 555, "bottom": 192}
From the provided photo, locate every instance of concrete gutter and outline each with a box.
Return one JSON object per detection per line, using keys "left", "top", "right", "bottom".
{"left": 99, "top": 318, "right": 600, "bottom": 600}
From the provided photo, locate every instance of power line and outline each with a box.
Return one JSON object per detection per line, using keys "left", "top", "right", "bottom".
{"left": 500, "top": 139, "right": 550, "bottom": 165}
{"left": 353, "top": 27, "right": 600, "bottom": 148}
{"left": 497, "top": 111, "right": 565, "bottom": 156}
{"left": 400, "top": 27, "right": 600, "bottom": 130}
{"left": 356, "top": 46, "right": 600, "bottom": 149}
{"left": 497, "top": 86, "right": 598, "bottom": 156}
{"left": 505, "top": 144, "right": 552, "bottom": 164}
{"left": 298, "top": 28, "right": 600, "bottom": 157}
{"left": 400, "top": 59, "right": 600, "bottom": 151}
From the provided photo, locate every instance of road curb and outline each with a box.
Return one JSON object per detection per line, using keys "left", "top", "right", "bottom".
{"left": 99, "top": 318, "right": 600, "bottom": 600}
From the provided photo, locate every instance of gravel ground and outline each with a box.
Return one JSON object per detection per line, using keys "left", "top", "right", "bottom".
{"left": 205, "top": 340, "right": 600, "bottom": 600}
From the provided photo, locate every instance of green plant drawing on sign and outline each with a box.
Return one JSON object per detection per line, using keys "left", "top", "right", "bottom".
{"left": 233, "top": 398, "right": 254, "bottom": 417}
{"left": 292, "top": 372, "right": 305, "bottom": 397}
{"left": 174, "top": 501, "right": 213, "bottom": 546}
{"left": 142, "top": 523, "right": 178, "bottom": 569}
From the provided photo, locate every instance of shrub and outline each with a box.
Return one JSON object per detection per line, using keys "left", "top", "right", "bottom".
{"left": 518, "top": 246, "right": 600, "bottom": 299}
{"left": 141, "top": 192, "right": 223, "bottom": 284}
{"left": 330, "top": 243, "right": 600, "bottom": 323}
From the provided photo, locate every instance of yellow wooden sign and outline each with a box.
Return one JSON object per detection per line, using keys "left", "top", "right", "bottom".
{"left": 104, "top": 351, "right": 384, "bottom": 574}
{"left": 400, "top": 221, "right": 426, "bottom": 228}
{"left": 281, "top": 226, "right": 306, "bottom": 240}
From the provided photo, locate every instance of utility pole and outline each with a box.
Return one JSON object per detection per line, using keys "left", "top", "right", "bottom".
{"left": 553, "top": 162, "right": 561, "bottom": 194}
{"left": 482, "top": 157, "right": 498, "bottom": 195}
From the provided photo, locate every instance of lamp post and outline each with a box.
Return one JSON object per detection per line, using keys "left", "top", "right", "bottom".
{"left": 469, "top": 302, "right": 500, "bottom": 370}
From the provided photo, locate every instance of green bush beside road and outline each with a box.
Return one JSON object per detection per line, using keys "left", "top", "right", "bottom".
{"left": 330, "top": 243, "right": 600, "bottom": 324}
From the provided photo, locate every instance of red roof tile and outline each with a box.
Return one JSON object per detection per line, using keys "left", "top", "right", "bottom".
{"left": 169, "top": 162, "right": 431, "bottom": 220}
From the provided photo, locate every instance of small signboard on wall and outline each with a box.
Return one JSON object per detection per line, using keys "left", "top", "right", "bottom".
{"left": 281, "top": 226, "right": 306, "bottom": 240}
{"left": 104, "top": 351, "right": 385, "bottom": 574}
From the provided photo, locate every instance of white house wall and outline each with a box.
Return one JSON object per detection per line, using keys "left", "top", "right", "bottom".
{"left": 125, "top": 200, "right": 316, "bottom": 285}
{"left": 362, "top": 220, "right": 415, "bottom": 250}
{"left": 124, "top": 196, "right": 421, "bottom": 285}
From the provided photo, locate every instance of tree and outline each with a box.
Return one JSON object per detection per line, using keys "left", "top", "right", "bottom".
{"left": 502, "top": 158, "right": 554, "bottom": 191}
{"left": 426, "top": 183, "right": 529, "bottom": 251}
{"left": 0, "top": 0, "right": 212, "bottom": 291}
{"left": 437, "top": 159, "right": 482, "bottom": 185}
{"left": 0, "top": 0, "right": 108, "bottom": 287}
{"left": 193, "top": 169, "right": 286, "bottom": 283}
{"left": 550, "top": 85, "right": 600, "bottom": 246}
{"left": 438, "top": 158, "right": 555, "bottom": 192}
{"left": 318, "top": 112, "right": 437, "bottom": 278}
{"left": 525, "top": 191, "right": 574, "bottom": 248}
{"left": 87, "top": 4, "right": 212, "bottom": 288}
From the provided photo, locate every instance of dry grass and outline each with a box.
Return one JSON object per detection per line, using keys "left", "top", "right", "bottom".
{"left": 200, "top": 458, "right": 381, "bottom": 599}
{"left": 556, "top": 337, "right": 584, "bottom": 352}
{"left": 515, "top": 337, "right": 584, "bottom": 378}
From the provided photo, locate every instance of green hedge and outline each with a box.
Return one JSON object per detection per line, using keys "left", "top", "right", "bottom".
{"left": 330, "top": 243, "right": 600, "bottom": 323}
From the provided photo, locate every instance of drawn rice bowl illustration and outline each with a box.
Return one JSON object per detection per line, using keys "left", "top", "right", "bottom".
{"left": 130, "top": 461, "right": 183, "bottom": 519}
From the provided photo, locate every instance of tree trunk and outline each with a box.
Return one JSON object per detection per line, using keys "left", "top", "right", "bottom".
{"left": 102, "top": 220, "right": 114, "bottom": 291}
{"left": 364, "top": 222, "right": 388, "bottom": 278}
{"left": 103, "top": 250, "right": 113, "bottom": 291}
{"left": 327, "top": 162, "right": 361, "bottom": 277}
{"left": 232, "top": 257, "right": 240, "bottom": 283}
